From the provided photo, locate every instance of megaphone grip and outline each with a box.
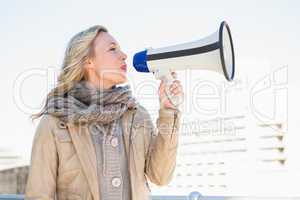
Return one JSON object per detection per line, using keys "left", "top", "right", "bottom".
{"left": 162, "top": 72, "right": 183, "bottom": 108}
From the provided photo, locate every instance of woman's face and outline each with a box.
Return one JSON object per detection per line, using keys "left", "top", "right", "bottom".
{"left": 86, "top": 31, "right": 128, "bottom": 88}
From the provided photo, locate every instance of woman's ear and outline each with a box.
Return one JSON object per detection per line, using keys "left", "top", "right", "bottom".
{"left": 84, "top": 58, "right": 95, "bottom": 69}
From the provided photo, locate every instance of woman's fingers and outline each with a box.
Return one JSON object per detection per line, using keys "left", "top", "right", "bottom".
{"left": 158, "top": 74, "right": 184, "bottom": 109}
{"left": 169, "top": 80, "right": 183, "bottom": 95}
{"left": 169, "top": 80, "right": 180, "bottom": 90}
{"left": 170, "top": 87, "right": 182, "bottom": 95}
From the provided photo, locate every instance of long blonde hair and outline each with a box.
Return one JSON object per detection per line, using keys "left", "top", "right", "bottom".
{"left": 31, "top": 25, "right": 108, "bottom": 120}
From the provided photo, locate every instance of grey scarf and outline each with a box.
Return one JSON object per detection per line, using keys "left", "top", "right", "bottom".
{"left": 45, "top": 80, "right": 138, "bottom": 125}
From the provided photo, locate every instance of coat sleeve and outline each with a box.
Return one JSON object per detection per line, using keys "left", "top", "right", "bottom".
{"left": 144, "top": 107, "right": 181, "bottom": 186}
{"left": 25, "top": 115, "right": 58, "bottom": 200}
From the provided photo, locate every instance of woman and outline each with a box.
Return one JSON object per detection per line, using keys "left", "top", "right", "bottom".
{"left": 25, "top": 25, "right": 183, "bottom": 200}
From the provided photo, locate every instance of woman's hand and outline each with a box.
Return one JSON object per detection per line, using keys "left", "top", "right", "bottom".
{"left": 158, "top": 72, "right": 184, "bottom": 110}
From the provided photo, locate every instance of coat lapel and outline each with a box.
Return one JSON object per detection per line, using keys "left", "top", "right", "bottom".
{"left": 67, "top": 123, "right": 100, "bottom": 200}
{"left": 121, "top": 109, "right": 140, "bottom": 200}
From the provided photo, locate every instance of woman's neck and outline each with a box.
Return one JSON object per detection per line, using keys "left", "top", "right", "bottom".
{"left": 85, "top": 80, "right": 115, "bottom": 91}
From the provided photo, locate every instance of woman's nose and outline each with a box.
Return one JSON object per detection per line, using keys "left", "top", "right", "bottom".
{"left": 121, "top": 51, "right": 127, "bottom": 60}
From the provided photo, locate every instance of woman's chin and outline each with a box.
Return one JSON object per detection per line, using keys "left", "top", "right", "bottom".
{"left": 116, "top": 76, "right": 128, "bottom": 85}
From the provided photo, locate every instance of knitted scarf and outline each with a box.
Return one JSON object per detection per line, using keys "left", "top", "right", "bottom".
{"left": 45, "top": 80, "right": 138, "bottom": 125}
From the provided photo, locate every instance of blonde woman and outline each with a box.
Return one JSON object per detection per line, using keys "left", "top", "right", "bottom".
{"left": 25, "top": 25, "right": 183, "bottom": 200}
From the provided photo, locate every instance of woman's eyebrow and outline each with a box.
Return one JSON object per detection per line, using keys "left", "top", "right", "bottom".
{"left": 110, "top": 42, "right": 118, "bottom": 46}
{"left": 109, "top": 42, "right": 120, "bottom": 48}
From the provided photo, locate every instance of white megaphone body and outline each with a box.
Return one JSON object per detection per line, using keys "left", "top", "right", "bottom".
{"left": 133, "top": 21, "right": 235, "bottom": 107}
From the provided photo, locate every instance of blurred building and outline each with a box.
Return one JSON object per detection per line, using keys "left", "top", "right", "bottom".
{"left": 0, "top": 149, "right": 28, "bottom": 194}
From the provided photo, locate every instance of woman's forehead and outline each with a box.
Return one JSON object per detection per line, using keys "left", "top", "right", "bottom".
{"left": 95, "top": 32, "right": 119, "bottom": 48}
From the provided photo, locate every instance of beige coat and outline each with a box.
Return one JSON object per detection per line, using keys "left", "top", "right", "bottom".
{"left": 25, "top": 105, "right": 181, "bottom": 200}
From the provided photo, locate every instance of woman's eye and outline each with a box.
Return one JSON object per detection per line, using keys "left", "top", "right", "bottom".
{"left": 110, "top": 47, "right": 116, "bottom": 51}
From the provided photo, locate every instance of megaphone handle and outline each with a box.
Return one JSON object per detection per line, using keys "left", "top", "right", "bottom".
{"left": 162, "top": 72, "right": 182, "bottom": 108}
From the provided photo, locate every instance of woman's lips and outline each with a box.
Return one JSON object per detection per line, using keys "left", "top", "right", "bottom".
{"left": 120, "top": 64, "right": 127, "bottom": 72}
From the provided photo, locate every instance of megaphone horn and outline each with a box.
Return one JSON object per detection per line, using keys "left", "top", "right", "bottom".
{"left": 133, "top": 21, "right": 235, "bottom": 106}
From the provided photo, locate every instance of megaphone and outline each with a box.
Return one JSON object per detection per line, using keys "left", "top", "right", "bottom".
{"left": 133, "top": 21, "right": 235, "bottom": 107}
